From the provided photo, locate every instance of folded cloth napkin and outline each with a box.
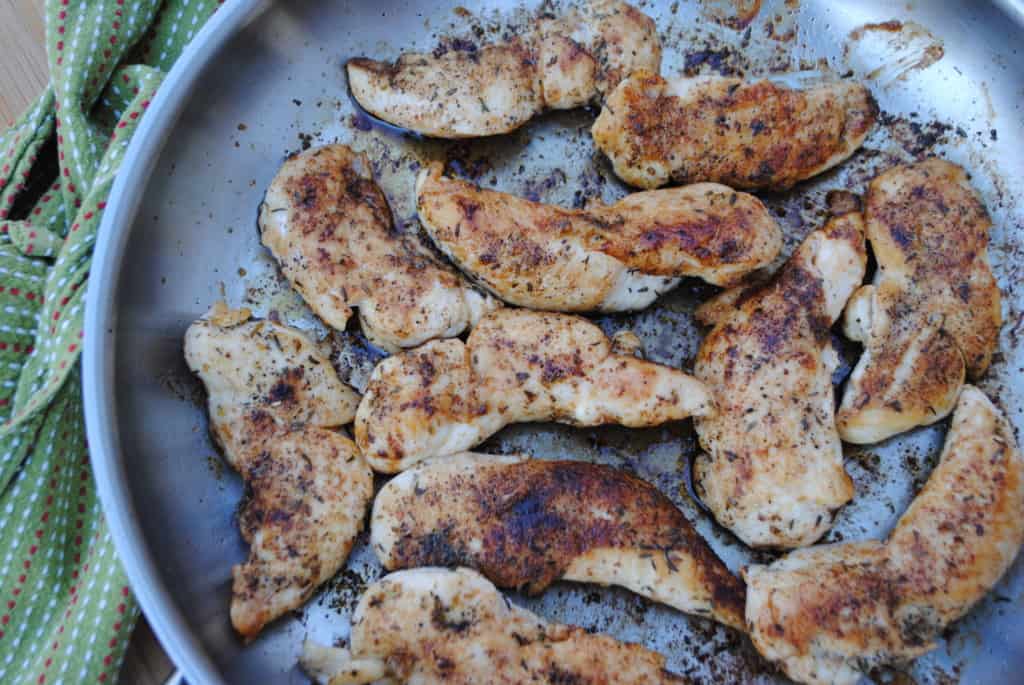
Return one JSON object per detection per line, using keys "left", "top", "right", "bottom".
{"left": 0, "top": 2, "right": 222, "bottom": 682}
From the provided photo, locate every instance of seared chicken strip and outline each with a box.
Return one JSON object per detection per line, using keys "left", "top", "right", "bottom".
{"left": 183, "top": 304, "right": 372, "bottom": 638}
{"left": 346, "top": 0, "right": 660, "bottom": 138}
{"left": 183, "top": 303, "right": 360, "bottom": 450}
{"left": 259, "top": 144, "right": 498, "bottom": 351}
{"left": 355, "top": 308, "right": 712, "bottom": 473}
{"left": 694, "top": 212, "right": 867, "bottom": 548}
{"left": 372, "top": 452, "right": 745, "bottom": 629}
{"left": 415, "top": 163, "right": 782, "bottom": 311}
{"left": 301, "top": 568, "right": 689, "bottom": 684}
{"left": 838, "top": 159, "right": 1002, "bottom": 443}
{"left": 593, "top": 71, "right": 878, "bottom": 190}
{"left": 745, "top": 386, "right": 1024, "bottom": 685}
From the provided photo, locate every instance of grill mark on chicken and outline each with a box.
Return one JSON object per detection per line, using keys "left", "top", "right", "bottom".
{"left": 183, "top": 304, "right": 371, "bottom": 639}
{"left": 354, "top": 309, "right": 713, "bottom": 473}
{"left": 346, "top": 0, "right": 660, "bottom": 138}
{"left": 371, "top": 453, "right": 745, "bottom": 630}
{"left": 415, "top": 163, "right": 782, "bottom": 311}
{"left": 258, "top": 144, "right": 499, "bottom": 352}
{"left": 694, "top": 212, "right": 867, "bottom": 549}
{"left": 837, "top": 158, "right": 1001, "bottom": 444}
{"left": 592, "top": 71, "right": 877, "bottom": 190}
{"left": 745, "top": 386, "right": 1024, "bottom": 685}
{"left": 300, "top": 568, "right": 690, "bottom": 684}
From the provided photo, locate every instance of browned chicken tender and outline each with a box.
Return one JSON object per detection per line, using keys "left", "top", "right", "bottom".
{"left": 838, "top": 158, "right": 1002, "bottom": 444}
{"left": 183, "top": 304, "right": 371, "bottom": 638}
{"left": 371, "top": 452, "right": 745, "bottom": 630}
{"left": 259, "top": 144, "right": 498, "bottom": 352}
{"left": 415, "top": 163, "right": 783, "bottom": 311}
{"left": 745, "top": 386, "right": 1024, "bottom": 685}
{"left": 355, "top": 309, "right": 712, "bottom": 473}
{"left": 593, "top": 71, "right": 878, "bottom": 190}
{"left": 694, "top": 212, "right": 867, "bottom": 549}
{"left": 301, "top": 568, "right": 690, "bottom": 684}
{"left": 346, "top": 0, "right": 660, "bottom": 138}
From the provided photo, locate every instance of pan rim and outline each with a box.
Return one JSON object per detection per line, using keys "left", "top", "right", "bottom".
{"left": 80, "top": 1, "right": 1024, "bottom": 683}
{"left": 82, "top": 1, "right": 266, "bottom": 683}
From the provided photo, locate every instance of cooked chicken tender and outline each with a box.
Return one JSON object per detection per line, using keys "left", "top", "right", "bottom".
{"left": 258, "top": 144, "right": 498, "bottom": 352}
{"left": 355, "top": 309, "right": 712, "bottom": 473}
{"left": 347, "top": 41, "right": 540, "bottom": 139}
{"left": 593, "top": 71, "right": 877, "bottom": 190}
{"left": 745, "top": 386, "right": 1024, "bottom": 685}
{"left": 837, "top": 159, "right": 1002, "bottom": 444}
{"left": 346, "top": 0, "right": 660, "bottom": 138}
{"left": 415, "top": 163, "right": 782, "bottom": 311}
{"left": 183, "top": 303, "right": 360, "bottom": 453}
{"left": 371, "top": 453, "right": 745, "bottom": 629}
{"left": 300, "top": 568, "right": 689, "bottom": 684}
{"left": 694, "top": 212, "right": 867, "bottom": 548}
{"left": 183, "top": 304, "right": 372, "bottom": 638}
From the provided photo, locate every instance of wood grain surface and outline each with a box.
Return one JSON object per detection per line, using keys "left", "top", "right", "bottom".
{"left": 0, "top": 0, "right": 48, "bottom": 126}
{"left": 0, "top": 1, "right": 175, "bottom": 682}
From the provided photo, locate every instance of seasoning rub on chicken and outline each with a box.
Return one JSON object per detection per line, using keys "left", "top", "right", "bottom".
{"left": 301, "top": 568, "right": 689, "bottom": 685}
{"left": 838, "top": 158, "right": 1002, "bottom": 444}
{"left": 694, "top": 211, "right": 867, "bottom": 549}
{"left": 371, "top": 452, "right": 745, "bottom": 630}
{"left": 415, "top": 162, "right": 783, "bottom": 311}
{"left": 593, "top": 71, "right": 877, "bottom": 190}
{"left": 745, "top": 386, "right": 1024, "bottom": 685}
{"left": 355, "top": 308, "right": 713, "bottom": 473}
{"left": 259, "top": 144, "right": 499, "bottom": 352}
{"left": 346, "top": 0, "right": 660, "bottom": 138}
{"left": 183, "top": 303, "right": 372, "bottom": 638}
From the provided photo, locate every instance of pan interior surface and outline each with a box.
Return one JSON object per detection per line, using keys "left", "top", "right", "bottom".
{"left": 96, "top": 0, "right": 1024, "bottom": 682}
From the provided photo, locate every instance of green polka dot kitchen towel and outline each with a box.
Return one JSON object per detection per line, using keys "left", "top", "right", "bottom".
{"left": 0, "top": 2, "right": 222, "bottom": 682}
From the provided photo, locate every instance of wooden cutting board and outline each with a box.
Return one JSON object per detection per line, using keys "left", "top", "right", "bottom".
{"left": 0, "top": 1, "right": 174, "bottom": 683}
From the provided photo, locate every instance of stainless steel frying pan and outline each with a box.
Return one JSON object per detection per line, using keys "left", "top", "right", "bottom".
{"left": 83, "top": 1, "right": 1024, "bottom": 683}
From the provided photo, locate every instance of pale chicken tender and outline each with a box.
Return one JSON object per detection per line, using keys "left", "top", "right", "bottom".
{"left": 300, "top": 568, "right": 689, "bottom": 684}
{"left": 355, "top": 308, "right": 712, "bottom": 473}
{"left": 183, "top": 304, "right": 371, "bottom": 638}
{"left": 346, "top": 0, "right": 660, "bottom": 138}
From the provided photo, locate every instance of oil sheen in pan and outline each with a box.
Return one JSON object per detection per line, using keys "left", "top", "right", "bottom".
{"left": 153, "top": 1, "right": 1024, "bottom": 683}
